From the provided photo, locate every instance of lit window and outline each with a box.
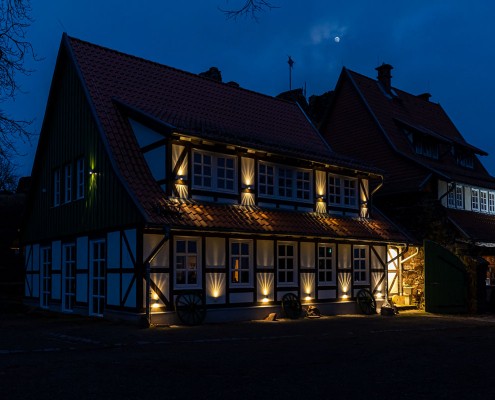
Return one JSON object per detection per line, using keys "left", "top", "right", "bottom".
{"left": 328, "top": 174, "right": 357, "bottom": 208}
{"left": 318, "top": 244, "right": 335, "bottom": 285}
{"left": 230, "top": 240, "right": 252, "bottom": 286}
{"left": 480, "top": 191, "right": 488, "bottom": 213}
{"left": 258, "top": 162, "right": 312, "bottom": 202}
{"left": 53, "top": 169, "right": 61, "bottom": 207}
{"left": 175, "top": 238, "right": 200, "bottom": 288}
{"left": 192, "top": 151, "right": 236, "bottom": 193}
{"left": 472, "top": 188, "right": 480, "bottom": 211}
{"left": 76, "top": 158, "right": 85, "bottom": 199}
{"left": 353, "top": 246, "right": 368, "bottom": 283}
{"left": 277, "top": 242, "right": 296, "bottom": 285}
{"left": 64, "top": 164, "right": 72, "bottom": 203}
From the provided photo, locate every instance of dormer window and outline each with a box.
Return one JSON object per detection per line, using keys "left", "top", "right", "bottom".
{"left": 414, "top": 137, "right": 438, "bottom": 159}
{"left": 456, "top": 151, "right": 474, "bottom": 169}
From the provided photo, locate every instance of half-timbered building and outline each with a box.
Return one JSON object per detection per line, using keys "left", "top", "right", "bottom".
{"left": 22, "top": 35, "right": 410, "bottom": 324}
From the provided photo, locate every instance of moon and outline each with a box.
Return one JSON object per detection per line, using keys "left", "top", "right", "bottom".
{"left": 334, "top": 36, "right": 340, "bottom": 43}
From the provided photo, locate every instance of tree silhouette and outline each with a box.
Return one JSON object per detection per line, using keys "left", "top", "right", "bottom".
{"left": 0, "top": 0, "right": 35, "bottom": 174}
{"left": 219, "top": 0, "right": 278, "bottom": 20}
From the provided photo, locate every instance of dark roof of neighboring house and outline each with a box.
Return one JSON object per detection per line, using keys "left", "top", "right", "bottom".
{"left": 52, "top": 35, "right": 409, "bottom": 243}
{"left": 340, "top": 67, "right": 495, "bottom": 190}
{"left": 446, "top": 209, "right": 495, "bottom": 246}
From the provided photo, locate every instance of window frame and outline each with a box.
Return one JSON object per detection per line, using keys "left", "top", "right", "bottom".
{"left": 480, "top": 190, "right": 488, "bottom": 213}
{"left": 192, "top": 150, "right": 237, "bottom": 194}
{"left": 174, "top": 237, "right": 201, "bottom": 289}
{"left": 229, "top": 239, "right": 253, "bottom": 287}
{"left": 64, "top": 163, "right": 72, "bottom": 204}
{"left": 471, "top": 188, "right": 480, "bottom": 212}
{"left": 89, "top": 239, "right": 106, "bottom": 317}
{"left": 62, "top": 243, "right": 76, "bottom": 312}
{"left": 317, "top": 243, "right": 336, "bottom": 285}
{"left": 328, "top": 173, "right": 358, "bottom": 209}
{"left": 455, "top": 185, "right": 464, "bottom": 209}
{"left": 40, "top": 246, "right": 52, "bottom": 308}
{"left": 353, "top": 245, "right": 368, "bottom": 285}
{"left": 489, "top": 192, "right": 495, "bottom": 214}
{"left": 258, "top": 161, "right": 313, "bottom": 203}
{"left": 277, "top": 241, "right": 297, "bottom": 287}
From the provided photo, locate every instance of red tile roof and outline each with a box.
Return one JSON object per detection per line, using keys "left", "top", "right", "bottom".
{"left": 152, "top": 200, "right": 409, "bottom": 242}
{"left": 345, "top": 68, "right": 495, "bottom": 190}
{"left": 61, "top": 35, "right": 408, "bottom": 243}
{"left": 446, "top": 209, "right": 495, "bottom": 245}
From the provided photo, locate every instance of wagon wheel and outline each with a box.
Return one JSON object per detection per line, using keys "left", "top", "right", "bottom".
{"left": 356, "top": 289, "right": 376, "bottom": 315}
{"left": 175, "top": 292, "right": 206, "bottom": 325}
{"left": 282, "top": 293, "right": 302, "bottom": 319}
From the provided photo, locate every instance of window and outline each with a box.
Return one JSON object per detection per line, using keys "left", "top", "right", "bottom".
{"left": 40, "top": 247, "right": 52, "bottom": 308}
{"left": 76, "top": 158, "right": 85, "bottom": 199}
{"left": 489, "top": 193, "right": 495, "bottom": 214}
{"left": 328, "top": 174, "right": 357, "bottom": 208}
{"left": 455, "top": 185, "right": 463, "bottom": 209}
{"left": 457, "top": 152, "right": 474, "bottom": 169}
{"left": 277, "top": 242, "right": 296, "bottom": 285}
{"left": 62, "top": 243, "right": 76, "bottom": 312}
{"left": 192, "top": 151, "right": 236, "bottom": 193}
{"left": 472, "top": 189, "right": 480, "bottom": 211}
{"left": 480, "top": 191, "right": 488, "bottom": 213}
{"left": 175, "top": 238, "right": 200, "bottom": 287}
{"left": 318, "top": 244, "right": 335, "bottom": 285}
{"left": 90, "top": 240, "right": 106, "bottom": 316}
{"left": 230, "top": 240, "right": 251, "bottom": 286}
{"left": 258, "top": 162, "right": 312, "bottom": 202}
{"left": 64, "top": 164, "right": 72, "bottom": 203}
{"left": 259, "top": 163, "right": 274, "bottom": 196}
{"left": 353, "top": 246, "right": 368, "bottom": 283}
{"left": 447, "top": 184, "right": 455, "bottom": 208}
{"left": 53, "top": 169, "right": 61, "bottom": 207}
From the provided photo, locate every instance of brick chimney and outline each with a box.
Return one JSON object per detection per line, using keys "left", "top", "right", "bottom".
{"left": 375, "top": 63, "right": 393, "bottom": 92}
{"left": 416, "top": 92, "right": 431, "bottom": 102}
{"left": 199, "top": 67, "right": 222, "bottom": 82}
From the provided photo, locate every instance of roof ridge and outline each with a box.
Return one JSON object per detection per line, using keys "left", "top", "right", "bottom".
{"left": 66, "top": 34, "right": 301, "bottom": 108}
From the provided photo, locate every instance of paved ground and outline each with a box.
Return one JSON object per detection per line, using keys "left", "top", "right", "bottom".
{"left": 2, "top": 307, "right": 495, "bottom": 399}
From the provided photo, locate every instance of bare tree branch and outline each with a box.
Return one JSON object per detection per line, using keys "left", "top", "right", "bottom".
{"left": 0, "top": 156, "right": 17, "bottom": 192}
{"left": 219, "top": 0, "right": 279, "bottom": 21}
{"left": 0, "top": 0, "right": 35, "bottom": 168}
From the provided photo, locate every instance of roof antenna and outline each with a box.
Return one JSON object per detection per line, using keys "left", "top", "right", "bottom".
{"left": 288, "top": 56, "right": 294, "bottom": 90}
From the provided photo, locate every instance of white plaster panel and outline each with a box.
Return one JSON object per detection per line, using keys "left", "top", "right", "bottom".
{"left": 76, "top": 273, "right": 87, "bottom": 303}
{"left": 32, "top": 275, "right": 39, "bottom": 297}
{"left": 107, "top": 231, "right": 120, "bottom": 270}
{"left": 24, "top": 245, "right": 32, "bottom": 271}
{"left": 300, "top": 242, "right": 315, "bottom": 269}
{"left": 51, "top": 272, "right": 61, "bottom": 300}
{"left": 338, "top": 272, "right": 352, "bottom": 297}
{"left": 122, "top": 273, "right": 136, "bottom": 308}
{"left": 144, "top": 234, "right": 169, "bottom": 268}
{"left": 206, "top": 237, "right": 225, "bottom": 268}
{"left": 371, "top": 246, "right": 386, "bottom": 270}
{"left": 438, "top": 180, "right": 448, "bottom": 206}
{"left": 338, "top": 244, "right": 351, "bottom": 269}
{"left": 52, "top": 241, "right": 61, "bottom": 271}
{"left": 229, "top": 292, "right": 253, "bottom": 304}
{"left": 129, "top": 119, "right": 164, "bottom": 148}
{"left": 123, "top": 229, "right": 137, "bottom": 268}
{"left": 32, "top": 244, "right": 39, "bottom": 271}
{"left": 300, "top": 273, "right": 315, "bottom": 298}
{"left": 76, "top": 237, "right": 88, "bottom": 271}
{"left": 257, "top": 240, "right": 274, "bottom": 268}
{"left": 151, "top": 272, "right": 169, "bottom": 303}
{"left": 318, "top": 289, "right": 337, "bottom": 300}
{"left": 107, "top": 273, "right": 120, "bottom": 306}
{"left": 256, "top": 272, "right": 274, "bottom": 302}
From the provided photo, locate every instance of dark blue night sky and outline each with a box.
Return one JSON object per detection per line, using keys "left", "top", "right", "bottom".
{"left": 5, "top": 0, "right": 495, "bottom": 177}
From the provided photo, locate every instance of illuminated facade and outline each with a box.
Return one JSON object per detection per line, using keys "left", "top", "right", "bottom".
{"left": 22, "top": 35, "right": 410, "bottom": 323}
